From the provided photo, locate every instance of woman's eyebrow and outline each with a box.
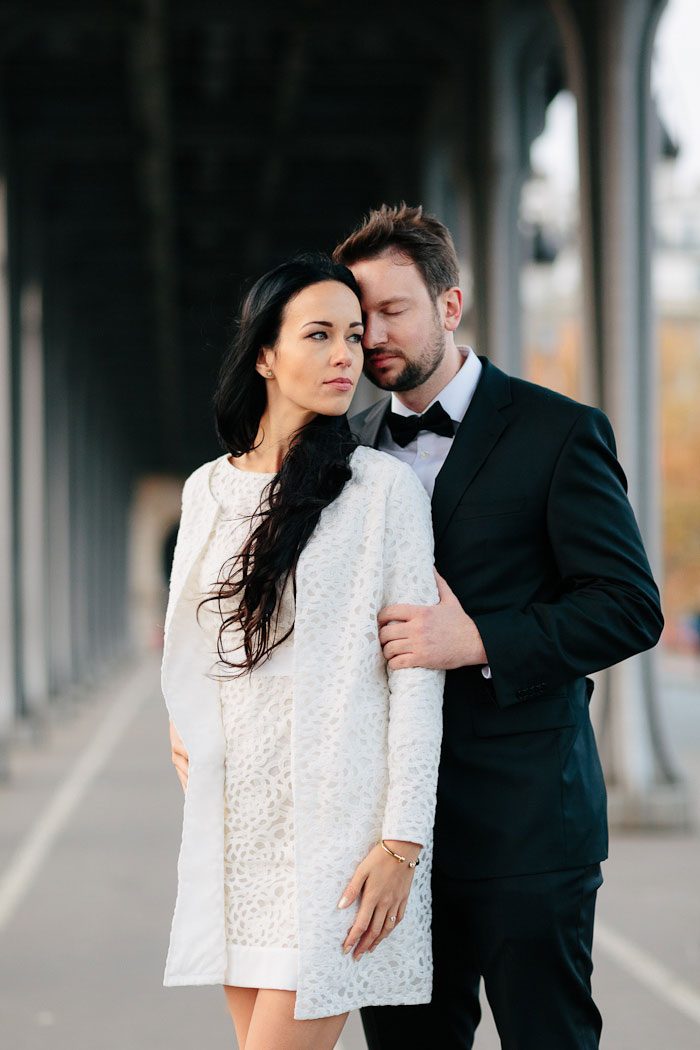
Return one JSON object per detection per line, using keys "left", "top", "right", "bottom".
{"left": 301, "top": 320, "right": 364, "bottom": 328}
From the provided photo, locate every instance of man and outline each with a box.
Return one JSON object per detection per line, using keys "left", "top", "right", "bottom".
{"left": 333, "top": 203, "right": 663, "bottom": 1050}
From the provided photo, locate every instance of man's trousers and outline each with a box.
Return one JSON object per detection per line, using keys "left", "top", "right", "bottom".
{"left": 360, "top": 863, "right": 603, "bottom": 1050}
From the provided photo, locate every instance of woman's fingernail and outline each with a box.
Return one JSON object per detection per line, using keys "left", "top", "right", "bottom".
{"left": 343, "top": 944, "right": 353, "bottom": 955}
{"left": 337, "top": 896, "right": 350, "bottom": 909}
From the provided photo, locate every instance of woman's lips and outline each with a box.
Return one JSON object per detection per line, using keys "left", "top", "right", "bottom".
{"left": 325, "top": 378, "right": 354, "bottom": 389}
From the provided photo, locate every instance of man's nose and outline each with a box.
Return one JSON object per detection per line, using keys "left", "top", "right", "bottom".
{"left": 362, "top": 315, "right": 387, "bottom": 349}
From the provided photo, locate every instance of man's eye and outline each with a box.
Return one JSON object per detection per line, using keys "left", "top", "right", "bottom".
{"left": 384, "top": 310, "right": 404, "bottom": 317}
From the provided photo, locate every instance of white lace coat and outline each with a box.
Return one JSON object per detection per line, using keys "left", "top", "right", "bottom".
{"left": 161, "top": 445, "right": 444, "bottom": 1020}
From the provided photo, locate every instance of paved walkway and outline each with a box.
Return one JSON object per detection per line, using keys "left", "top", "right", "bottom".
{"left": 0, "top": 652, "right": 698, "bottom": 1049}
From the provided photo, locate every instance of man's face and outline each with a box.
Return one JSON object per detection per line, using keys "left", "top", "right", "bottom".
{"left": 348, "top": 250, "right": 445, "bottom": 392}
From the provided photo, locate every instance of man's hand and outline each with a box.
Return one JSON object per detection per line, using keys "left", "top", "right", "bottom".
{"left": 378, "top": 569, "right": 487, "bottom": 671}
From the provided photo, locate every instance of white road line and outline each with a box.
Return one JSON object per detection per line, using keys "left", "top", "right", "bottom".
{"left": 596, "top": 920, "right": 700, "bottom": 1027}
{"left": 0, "top": 658, "right": 156, "bottom": 933}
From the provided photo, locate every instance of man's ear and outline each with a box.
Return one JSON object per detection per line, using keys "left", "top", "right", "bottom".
{"left": 441, "top": 287, "right": 463, "bottom": 333}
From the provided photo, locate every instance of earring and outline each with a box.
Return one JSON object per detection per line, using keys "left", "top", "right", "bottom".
{"left": 266, "top": 370, "right": 273, "bottom": 378}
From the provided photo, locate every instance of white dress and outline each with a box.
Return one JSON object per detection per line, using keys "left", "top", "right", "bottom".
{"left": 196, "top": 455, "right": 299, "bottom": 990}
{"left": 162, "top": 447, "right": 444, "bottom": 1019}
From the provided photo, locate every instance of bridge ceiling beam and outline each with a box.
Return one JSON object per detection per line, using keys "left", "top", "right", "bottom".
{"left": 128, "top": 0, "right": 182, "bottom": 467}
{"left": 0, "top": 0, "right": 459, "bottom": 468}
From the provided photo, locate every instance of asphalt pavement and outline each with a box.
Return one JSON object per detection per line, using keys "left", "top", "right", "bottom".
{"left": 0, "top": 651, "right": 698, "bottom": 1050}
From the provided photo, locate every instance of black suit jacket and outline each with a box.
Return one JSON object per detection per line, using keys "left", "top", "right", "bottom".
{"left": 351, "top": 357, "right": 663, "bottom": 879}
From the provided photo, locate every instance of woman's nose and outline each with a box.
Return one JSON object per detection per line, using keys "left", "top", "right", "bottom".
{"left": 331, "top": 337, "right": 353, "bottom": 366}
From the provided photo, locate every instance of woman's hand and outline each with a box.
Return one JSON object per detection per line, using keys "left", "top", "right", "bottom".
{"left": 169, "top": 719, "right": 189, "bottom": 793}
{"left": 337, "top": 840, "right": 422, "bottom": 960}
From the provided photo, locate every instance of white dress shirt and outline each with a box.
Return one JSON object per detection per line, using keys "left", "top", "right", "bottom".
{"left": 377, "top": 345, "right": 492, "bottom": 679}
{"left": 377, "top": 346, "right": 482, "bottom": 499}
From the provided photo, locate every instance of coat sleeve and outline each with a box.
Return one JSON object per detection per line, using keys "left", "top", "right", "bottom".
{"left": 472, "top": 406, "right": 664, "bottom": 708}
{"left": 380, "top": 463, "right": 445, "bottom": 846}
{"left": 161, "top": 470, "right": 201, "bottom": 722}
{"left": 162, "top": 475, "right": 194, "bottom": 633}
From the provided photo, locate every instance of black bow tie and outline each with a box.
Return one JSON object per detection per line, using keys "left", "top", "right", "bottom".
{"left": 386, "top": 401, "right": 455, "bottom": 448}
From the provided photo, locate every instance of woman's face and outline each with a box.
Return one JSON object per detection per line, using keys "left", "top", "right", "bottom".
{"left": 258, "top": 281, "right": 364, "bottom": 421}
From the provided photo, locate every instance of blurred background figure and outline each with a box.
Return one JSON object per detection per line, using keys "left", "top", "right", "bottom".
{"left": 0, "top": 1, "right": 699, "bottom": 1048}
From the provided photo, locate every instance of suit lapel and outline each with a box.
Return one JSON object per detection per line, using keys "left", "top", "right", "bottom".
{"left": 432, "top": 358, "right": 512, "bottom": 547}
{"left": 350, "top": 396, "right": 391, "bottom": 448}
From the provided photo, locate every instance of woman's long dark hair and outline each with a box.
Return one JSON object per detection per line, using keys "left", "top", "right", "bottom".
{"left": 203, "top": 255, "right": 362, "bottom": 674}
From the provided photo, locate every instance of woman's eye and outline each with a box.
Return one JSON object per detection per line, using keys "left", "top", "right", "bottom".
{"left": 308, "top": 331, "right": 328, "bottom": 340}
{"left": 348, "top": 333, "right": 363, "bottom": 343}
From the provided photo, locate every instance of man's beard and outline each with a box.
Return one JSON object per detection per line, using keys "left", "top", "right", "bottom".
{"left": 363, "top": 315, "right": 445, "bottom": 393}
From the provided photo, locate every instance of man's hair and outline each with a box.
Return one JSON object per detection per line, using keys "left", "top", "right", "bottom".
{"left": 333, "top": 202, "right": 460, "bottom": 302}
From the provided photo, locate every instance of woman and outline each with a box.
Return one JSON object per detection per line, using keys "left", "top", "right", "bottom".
{"left": 162, "top": 256, "right": 444, "bottom": 1050}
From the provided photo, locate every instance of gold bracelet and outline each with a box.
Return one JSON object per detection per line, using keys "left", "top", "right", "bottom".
{"left": 380, "top": 839, "right": 420, "bottom": 868}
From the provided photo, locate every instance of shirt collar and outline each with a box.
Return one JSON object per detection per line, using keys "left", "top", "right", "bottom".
{"left": 389, "top": 346, "right": 482, "bottom": 422}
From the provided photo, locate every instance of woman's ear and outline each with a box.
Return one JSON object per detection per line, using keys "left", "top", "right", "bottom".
{"left": 255, "top": 347, "right": 274, "bottom": 379}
